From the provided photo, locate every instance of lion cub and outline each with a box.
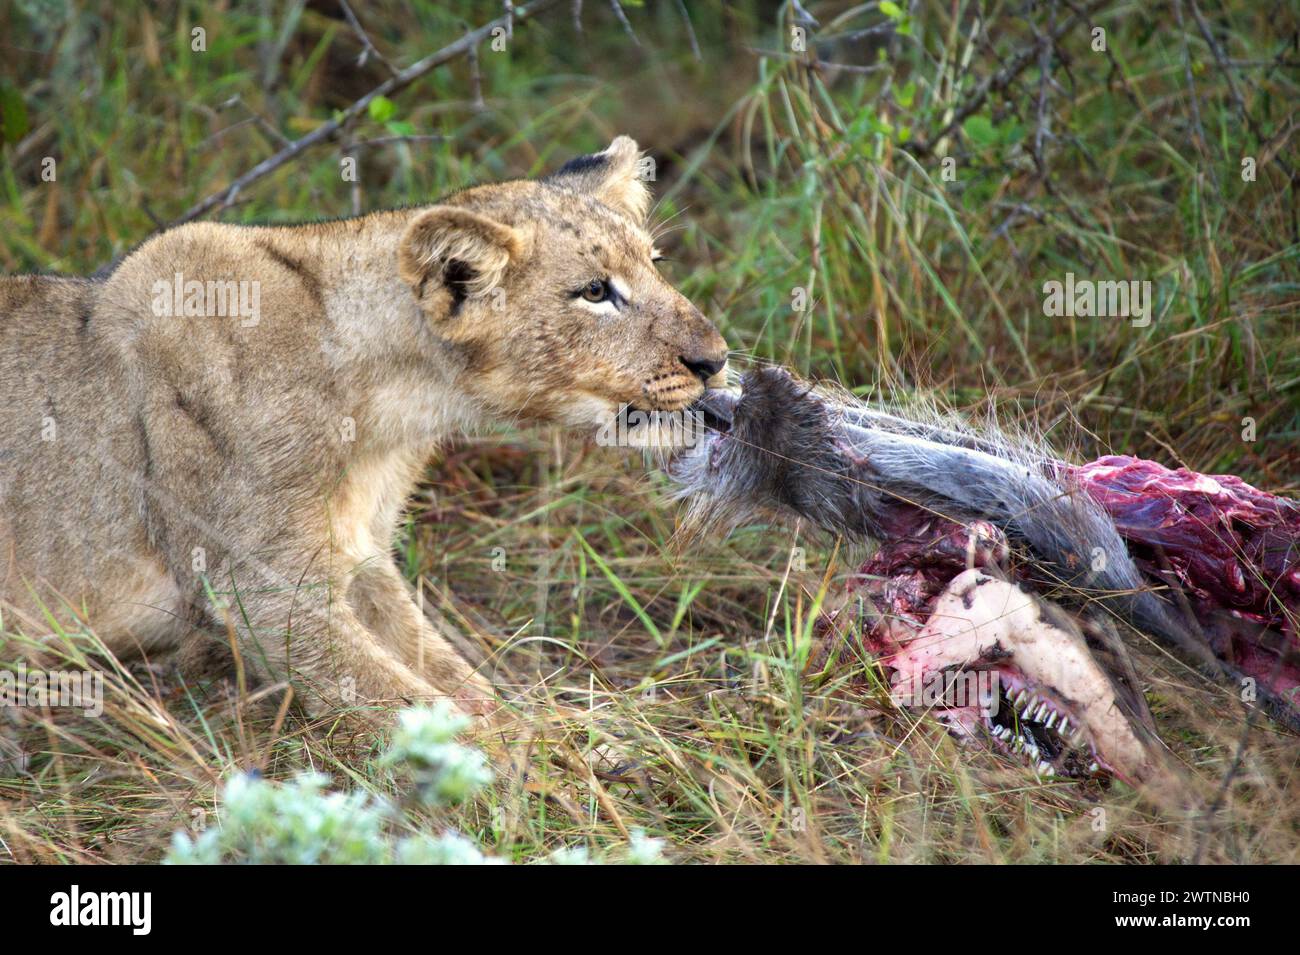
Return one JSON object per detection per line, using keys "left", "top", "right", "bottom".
{"left": 0, "top": 137, "right": 727, "bottom": 721}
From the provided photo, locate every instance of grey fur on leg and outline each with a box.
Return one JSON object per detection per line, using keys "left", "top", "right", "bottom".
{"left": 671, "top": 367, "right": 1244, "bottom": 702}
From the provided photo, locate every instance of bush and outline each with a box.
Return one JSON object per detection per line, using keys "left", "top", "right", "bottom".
{"left": 167, "top": 703, "right": 663, "bottom": 865}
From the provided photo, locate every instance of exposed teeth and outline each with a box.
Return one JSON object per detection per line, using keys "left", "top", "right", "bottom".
{"left": 992, "top": 689, "right": 1091, "bottom": 777}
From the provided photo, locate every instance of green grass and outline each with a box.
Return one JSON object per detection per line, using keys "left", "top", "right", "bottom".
{"left": 1, "top": 0, "right": 1298, "bottom": 863}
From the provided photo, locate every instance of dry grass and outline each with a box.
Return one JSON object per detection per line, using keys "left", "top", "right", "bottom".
{"left": 1, "top": 0, "right": 1297, "bottom": 863}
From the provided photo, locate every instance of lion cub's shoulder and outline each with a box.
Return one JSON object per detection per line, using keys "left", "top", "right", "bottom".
{"left": 0, "top": 273, "right": 97, "bottom": 312}
{"left": 0, "top": 274, "right": 99, "bottom": 345}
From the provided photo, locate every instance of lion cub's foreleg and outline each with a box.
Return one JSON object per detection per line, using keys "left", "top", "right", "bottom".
{"left": 199, "top": 538, "right": 456, "bottom": 722}
{"left": 346, "top": 560, "right": 496, "bottom": 718}
{"left": 229, "top": 580, "right": 442, "bottom": 719}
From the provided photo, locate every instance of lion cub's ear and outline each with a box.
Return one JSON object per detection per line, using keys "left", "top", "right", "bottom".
{"left": 546, "top": 135, "right": 651, "bottom": 224}
{"left": 398, "top": 206, "right": 529, "bottom": 308}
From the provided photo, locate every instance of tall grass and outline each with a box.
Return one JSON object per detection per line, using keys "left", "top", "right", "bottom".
{"left": 1, "top": 0, "right": 1297, "bottom": 863}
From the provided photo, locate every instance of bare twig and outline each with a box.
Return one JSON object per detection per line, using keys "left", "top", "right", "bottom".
{"left": 1030, "top": 5, "right": 1056, "bottom": 178}
{"left": 908, "top": 0, "right": 1109, "bottom": 158}
{"left": 203, "top": 94, "right": 292, "bottom": 149}
{"left": 467, "top": 43, "right": 487, "bottom": 112}
{"left": 819, "top": 22, "right": 897, "bottom": 43}
{"left": 1187, "top": 0, "right": 1296, "bottom": 182}
{"left": 1170, "top": 0, "right": 1216, "bottom": 197}
{"left": 790, "top": 1, "right": 819, "bottom": 28}
{"left": 347, "top": 134, "right": 447, "bottom": 149}
{"left": 338, "top": 0, "right": 399, "bottom": 76}
{"left": 1062, "top": 0, "right": 1139, "bottom": 109}
{"left": 608, "top": 0, "right": 641, "bottom": 47}
{"left": 674, "top": 0, "right": 702, "bottom": 61}
{"left": 195, "top": 116, "right": 259, "bottom": 150}
{"left": 745, "top": 47, "right": 889, "bottom": 74}
{"left": 163, "top": 0, "right": 562, "bottom": 233}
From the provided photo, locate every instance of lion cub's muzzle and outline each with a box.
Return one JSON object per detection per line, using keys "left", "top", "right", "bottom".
{"left": 680, "top": 353, "right": 727, "bottom": 385}
{"left": 640, "top": 357, "right": 727, "bottom": 412}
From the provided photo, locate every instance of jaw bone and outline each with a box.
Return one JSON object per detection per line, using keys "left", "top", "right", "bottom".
{"left": 864, "top": 568, "right": 1166, "bottom": 785}
{"left": 670, "top": 370, "right": 1192, "bottom": 786}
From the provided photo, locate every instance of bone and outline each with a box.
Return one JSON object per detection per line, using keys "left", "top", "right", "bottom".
{"left": 881, "top": 569, "right": 1164, "bottom": 785}
{"left": 673, "top": 368, "right": 1216, "bottom": 671}
{"left": 670, "top": 365, "right": 1300, "bottom": 766}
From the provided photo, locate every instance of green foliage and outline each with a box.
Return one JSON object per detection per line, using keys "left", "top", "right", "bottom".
{"left": 2, "top": 0, "right": 1297, "bottom": 867}
{"left": 167, "top": 703, "right": 493, "bottom": 864}
{"left": 165, "top": 705, "right": 664, "bottom": 865}
{"left": 367, "top": 95, "right": 396, "bottom": 125}
{"left": 0, "top": 82, "right": 28, "bottom": 145}
{"left": 167, "top": 772, "right": 394, "bottom": 865}
{"left": 379, "top": 703, "right": 494, "bottom": 806}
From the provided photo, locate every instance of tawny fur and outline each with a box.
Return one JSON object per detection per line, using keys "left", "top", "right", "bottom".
{"left": 0, "top": 136, "right": 728, "bottom": 722}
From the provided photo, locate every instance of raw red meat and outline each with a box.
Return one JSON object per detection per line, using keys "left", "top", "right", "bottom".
{"left": 1069, "top": 455, "right": 1300, "bottom": 704}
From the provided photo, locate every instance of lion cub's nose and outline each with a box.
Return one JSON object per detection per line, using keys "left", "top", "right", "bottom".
{"left": 680, "top": 354, "right": 727, "bottom": 383}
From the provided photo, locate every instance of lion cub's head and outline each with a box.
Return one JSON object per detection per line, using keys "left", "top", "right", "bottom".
{"left": 397, "top": 136, "right": 728, "bottom": 440}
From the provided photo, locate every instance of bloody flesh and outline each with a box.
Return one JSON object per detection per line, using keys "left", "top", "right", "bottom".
{"left": 1069, "top": 455, "right": 1300, "bottom": 703}
{"left": 848, "top": 455, "right": 1300, "bottom": 709}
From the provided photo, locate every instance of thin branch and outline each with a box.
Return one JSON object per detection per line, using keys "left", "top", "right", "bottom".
{"left": 1030, "top": 5, "right": 1056, "bottom": 178}
{"left": 1062, "top": 0, "right": 1139, "bottom": 109}
{"left": 1187, "top": 0, "right": 1296, "bottom": 181}
{"left": 206, "top": 94, "right": 292, "bottom": 148}
{"left": 790, "top": 1, "right": 819, "bottom": 28}
{"left": 608, "top": 0, "right": 641, "bottom": 47}
{"left": 674, "top": 0, "right": 702, "bottom": 61}
{"left": 819, "top": 23, "right": 897, "bottom": 43}
{"left": 163, "top": 0, "right": 563, "bottom": 233}
{"left": 338, "top": 0, "right": 399, "bottom": 76}
{"left": 346, "top": 134, "right": 447, "bottom": 149}
{"left": 1170, "top": 0, "right": 1226, "bottom": 208}
{"left": 907, "top": 0, "right": 1109, "bottom": 158}
{"left": 745, "top": 47, "right": 889, "bottom": 74}
{"left": 467, "top": 43, "right": 487, "bottom": 112}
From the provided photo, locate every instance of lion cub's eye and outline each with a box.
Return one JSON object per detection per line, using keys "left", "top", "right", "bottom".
{"left": 580, "top": 279, "right": 610, "bottom": 303}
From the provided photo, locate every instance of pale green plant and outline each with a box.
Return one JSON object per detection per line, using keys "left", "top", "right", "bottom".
{"left": 167, "top": 771, "right": 393, "bottom": 865}
{"left": 167, "top": 704, "right": 665, "bottom": 865}
{"left": 380, "top": 703, "right": 494, "bottom": 806}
